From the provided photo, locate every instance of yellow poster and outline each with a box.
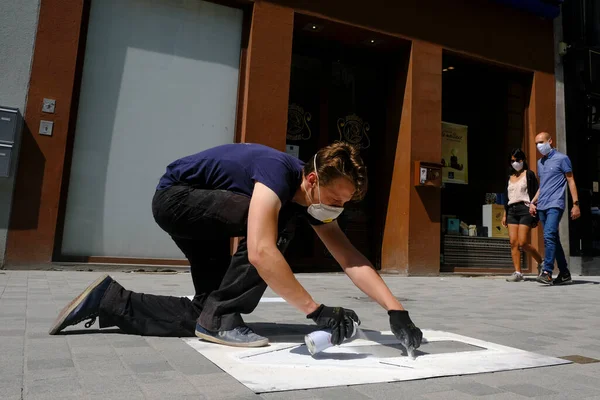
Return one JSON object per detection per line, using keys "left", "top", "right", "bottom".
{"left": 441, "top": 122, "right": 468, "bottom": 184}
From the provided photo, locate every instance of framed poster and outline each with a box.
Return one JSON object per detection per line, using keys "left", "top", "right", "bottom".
{"left": 441, "top": 122, "right": 469, "bottom": 184}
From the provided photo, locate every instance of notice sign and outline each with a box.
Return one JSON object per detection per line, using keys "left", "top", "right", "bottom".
{"left": 285, "top": 144, "right": 300, "bottom": 158}
{"left": 441, "top": 122, "right": 468, "bottom": 184}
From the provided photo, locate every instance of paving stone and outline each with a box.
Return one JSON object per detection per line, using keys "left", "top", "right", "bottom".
{"left": 499, "top": 383, "right": 559, "bottom": 397}
{"left": 0, "top": 358, "right": 24, "bottom": 376}
{"left": 1, "top": 395, "right": 21, "bottom": 400}
{"left": 187, "top": 372, "right": 258, "bottom": 399}
{"left": 261, "top": 391, "right": 324, "bottom": 400}
{"left": 88, "top": 392, "right": 146, "bottom": 400}
{"left": 25, "top": 393, "right": 86, "bottom": 400}
{"left": 27, "top": 332, "right": 53, "bottom": 339}
{"left": 128, "top": 361, "right": 174, "bottom": 373}
{"left": 26, "top": 358, "right": 74, "bottom": 371}
{"left": 358, "top": 380, "right": 454, "bottom": 398}
{"left": 109, "top": 338, "right": 151, "bottom": 348}
{"left": 66, "top": 335, "right": 110, "bottom": 348}
{"left": 0, "top": 379, "right": 23, "bottom": 400}
{"left": 306, "top": 387, "right": 374, "bottom": 399}
{"left": 162, "top": 353, "right": 222, "bottom": 375}
{"left": 78, "top": 371, "right": 141, "bottom": 394}
{"left": 135, "top": 372, "right": 199, "bottom": 396}
{"left": 478, "top": 393, "right": 528, "bottom": 400}
{"left": 24, "top": 376, "right": 82, "bottom": 396}
{"left": 72, "top": 356, "right": 129, "bottom": 373}
{"left": 1, "top": 336, "right": 24, "bottom": 356}
{"left": 0, "top": 312, "right": 26, "bottom": 318}
{"left": 70, "top": 345, "right": 115, "bottom": 356}
{"left": 0, "top": 329, "right": 26, "bottom": 336}
{"left": 452, "top": 382, "right": 504, "bottom": 396}
{"left": 27, "top": 338, "right": 71, "bottom": 360}
{"left": 145, "top": 395, "right": 208, "bottom": 400}
{"left": 422, "top": 390, "right": 477, "bottom": 400}
{"left": 25, "top": 317, "right": 56, "bottom": 324}
{"left": 24, "top": 367, "right": 78, "bottom": 382}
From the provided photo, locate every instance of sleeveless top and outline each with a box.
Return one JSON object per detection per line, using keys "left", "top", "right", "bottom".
{"left": 507, "top": 174, "right": 530, "bottom": 205}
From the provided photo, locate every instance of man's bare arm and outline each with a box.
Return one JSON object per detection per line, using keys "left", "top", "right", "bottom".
{"left": 531, "top": 189, "right": 540, "bottom": 204}
{"left": 566, "top": 172, "right": 579, "bottom": 203}
{"left": 313, "top": 221, "right": 404, "bottom": 311}
{"left": 566, "top": 172, "right": 581, "bottom": 220}
{"left": 247, "top": 183, "right": 319, "bottom": 314}
{"left": 529, "top": 189, "right": 540, "bottom": 215}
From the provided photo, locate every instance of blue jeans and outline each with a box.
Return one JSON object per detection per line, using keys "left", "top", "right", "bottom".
{"left": 537, "top": 208, "right": 569, "bottom": 275}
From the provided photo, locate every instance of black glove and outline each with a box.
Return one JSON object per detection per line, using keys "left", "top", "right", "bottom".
{"left": 389, "top": 310, "right": 423, "bottom": 356}
{"left": 307, "top": 304, "right": 361, "bottom": 345}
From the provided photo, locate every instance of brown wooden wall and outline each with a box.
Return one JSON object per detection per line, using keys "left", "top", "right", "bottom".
{"left": 527, "top": 72, "right": 557, "bottom": 267}
{"left": 6, "top": 0, "right": 88, "bottom": 266}
{"left": 263, "top": 0, "right": 554, "bottom": 73}
{"left": 239, "top": 1, "right": 293, "bottom": 150}
{"left": 382, "top": 41, "right": 443, "bottom": 274}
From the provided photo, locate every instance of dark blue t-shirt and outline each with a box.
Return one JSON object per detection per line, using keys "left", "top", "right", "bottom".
{"left": 157, "top": 143, "right": 305, "bottom": 205}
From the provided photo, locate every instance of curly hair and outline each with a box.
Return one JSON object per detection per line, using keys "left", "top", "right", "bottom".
{"left": 303, "top": 141, "right": 368, "bottom": 201}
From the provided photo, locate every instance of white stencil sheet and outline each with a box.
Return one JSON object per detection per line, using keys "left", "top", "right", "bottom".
{"left": 183, "top": 329, "right": 571, "bottom": 393}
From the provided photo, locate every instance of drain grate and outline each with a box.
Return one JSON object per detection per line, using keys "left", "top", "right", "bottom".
{"left": 559, "top": 355, "right": 600, "bottom": 364}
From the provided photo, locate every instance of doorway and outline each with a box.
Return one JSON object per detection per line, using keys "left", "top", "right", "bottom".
{"left": 440, "top": 52, "right": 533, "bottom": 272}
{"left": 284, "top": 14, "right": 410, "bottom": 272}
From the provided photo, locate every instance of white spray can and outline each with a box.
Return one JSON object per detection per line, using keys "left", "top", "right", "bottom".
{"left": 305, "top": 322, "right": 358, "bottom": 356}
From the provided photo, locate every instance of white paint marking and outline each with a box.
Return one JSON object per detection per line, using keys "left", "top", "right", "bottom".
{"left": 186, "top": 296, "right": 285, "bottom": 303}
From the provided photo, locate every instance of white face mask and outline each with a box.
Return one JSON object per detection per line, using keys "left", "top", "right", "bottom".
{"left": 511, "top": 161, "right": 523, "bottom": 171}
{"left": 537, "top": 142, "right": 552, "bottom": 156}
{"left": 303, "top": 154, "right": 344, "bottom": 223}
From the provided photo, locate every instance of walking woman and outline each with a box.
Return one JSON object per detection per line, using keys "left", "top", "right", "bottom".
{"left": 502, "top": 148, "right": 543, "bottom": 282}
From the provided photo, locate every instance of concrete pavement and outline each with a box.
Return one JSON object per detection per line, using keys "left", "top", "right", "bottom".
{"left": 1, "top": 270, "right": 600, "bottom": 399}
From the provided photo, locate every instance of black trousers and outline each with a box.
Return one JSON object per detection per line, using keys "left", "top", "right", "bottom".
{"left": 97, "top": 185, "right": 297, "bottom": 337}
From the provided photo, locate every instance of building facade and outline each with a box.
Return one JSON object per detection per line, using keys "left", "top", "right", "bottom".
{"left": 561, "top": 0, "right": 600, "bottom": 274}
{"left": 0, "top": 0, "right": 41, "bottom": 266}
{"left": 2, "top": 0, "right": 559, "bottom": 275}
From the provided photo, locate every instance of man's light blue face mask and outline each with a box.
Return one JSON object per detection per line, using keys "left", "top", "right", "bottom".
{"left": 536, "top": 141, "right": 552, "bottom": 156}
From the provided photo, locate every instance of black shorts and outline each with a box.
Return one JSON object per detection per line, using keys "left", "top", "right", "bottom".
{"left": 506, "top": 202, "right": 535, "bottom": 227}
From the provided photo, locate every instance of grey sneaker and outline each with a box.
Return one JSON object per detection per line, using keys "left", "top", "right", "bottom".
{"left": 536, "top": 271, "right": 553, "bottom": 285}
{"left": 195, "top": 323, "right": 269, "bottom": 347}
{"left": 506, "top": 272, "right": 524, "bottom": 282}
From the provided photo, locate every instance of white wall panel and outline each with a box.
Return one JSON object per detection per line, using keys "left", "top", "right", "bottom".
{"left": 62, "top": 0, "right": 242, "bottom": 258}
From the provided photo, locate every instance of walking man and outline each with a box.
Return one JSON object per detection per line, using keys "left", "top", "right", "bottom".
{"left": 530, "top": 132, "right": 580, "bottom": 285}
{"left": 50, "top": 142, "right": 423, "bottom": 355}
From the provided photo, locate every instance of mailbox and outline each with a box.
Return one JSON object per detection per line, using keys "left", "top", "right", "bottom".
{"left": 0, "top": 146, "right": 12, "bottom": 178}
{"left": 414, "top": 161, "right": 443, "bottom": 188}
{"left": 0, "top": 106, "right": 20, "bottom": 178}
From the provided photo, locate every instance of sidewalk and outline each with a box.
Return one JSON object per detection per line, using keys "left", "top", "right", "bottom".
{"left": 1, "top": 270, "right": 600, "bottom": 400}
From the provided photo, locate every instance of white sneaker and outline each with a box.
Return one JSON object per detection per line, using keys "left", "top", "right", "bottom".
{"left": 506, "top": 272, "right": 523, "bottom": 282}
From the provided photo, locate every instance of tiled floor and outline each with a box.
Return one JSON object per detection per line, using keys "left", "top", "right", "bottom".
{"left": 1, "top": 270, "right": 600, "bottom": 399}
